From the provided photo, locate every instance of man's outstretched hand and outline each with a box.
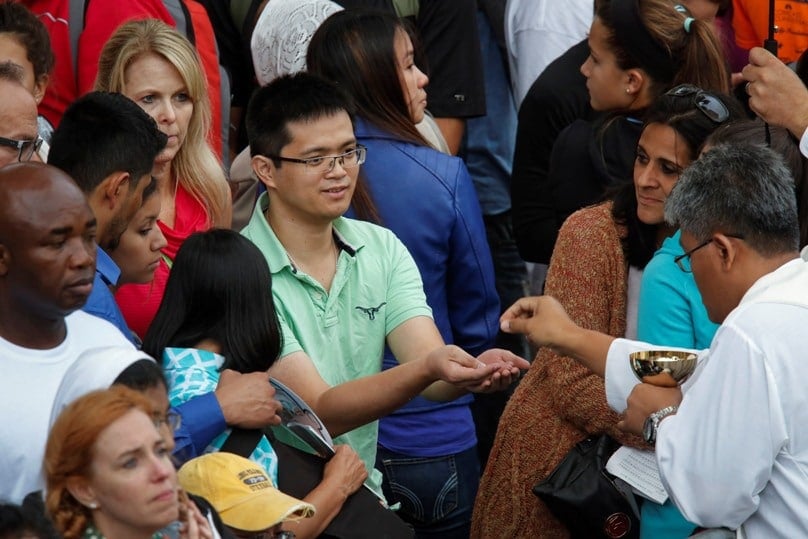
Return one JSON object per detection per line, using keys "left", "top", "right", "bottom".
{"left": 500, "top": 295, "right": 575, "bottom": 350}
{"left": 426, "top": 345, "right": 528, "bottom": 393}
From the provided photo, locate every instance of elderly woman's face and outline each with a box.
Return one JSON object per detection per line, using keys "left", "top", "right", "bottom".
{"left": 124, "top": 52, "right": 193, "bottom": 166}
{"left": 81, "top": 409, "right": 179, "bottom": 535}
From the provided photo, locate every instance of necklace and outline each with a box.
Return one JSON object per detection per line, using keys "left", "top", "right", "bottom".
{"left": 286, "top": 240, "right": 339, "bottom": 276}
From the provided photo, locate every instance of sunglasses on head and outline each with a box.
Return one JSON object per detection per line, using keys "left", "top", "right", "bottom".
{"left": 666, "top": 84, "right": 730, "bottom": 124}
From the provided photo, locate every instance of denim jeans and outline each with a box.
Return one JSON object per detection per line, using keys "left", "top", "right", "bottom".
{"left": 376, "top": 445, "right": 480, "bottom": 539}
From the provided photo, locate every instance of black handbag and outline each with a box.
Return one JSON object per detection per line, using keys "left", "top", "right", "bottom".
{"left": 220, "top": 427, "right": 414, "bottom": 539}
{"left": 532, "top": 434, "right": 641, "bottom": 539}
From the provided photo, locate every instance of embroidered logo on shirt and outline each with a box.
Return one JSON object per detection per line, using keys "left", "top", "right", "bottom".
{"left": 355, "top": 302, "right": 387, "bottom": 320}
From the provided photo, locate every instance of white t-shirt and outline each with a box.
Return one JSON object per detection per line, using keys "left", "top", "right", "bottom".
{"left": 605, "top": 259, "right": 808, "bottom": 537}
{"left": 504, "top": 0, "right": 593, "bottom": 106}
{"left": 0, "top": 311, "right": 133, "bottom": 503}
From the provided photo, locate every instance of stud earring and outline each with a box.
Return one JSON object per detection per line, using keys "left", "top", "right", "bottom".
{"left": 625, "top": 88, "right": 630, "bottom": 94}
{"left": 88, "top": 502, "right": 98, "bottom": 510}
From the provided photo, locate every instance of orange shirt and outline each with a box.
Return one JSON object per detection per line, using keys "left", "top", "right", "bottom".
{"left": 733, "top": 0, "right": 808, "bottom": 63}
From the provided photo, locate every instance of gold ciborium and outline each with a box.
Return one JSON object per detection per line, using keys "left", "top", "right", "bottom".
{"left": 629, "top": 350, "right": 697, "bottom": 387}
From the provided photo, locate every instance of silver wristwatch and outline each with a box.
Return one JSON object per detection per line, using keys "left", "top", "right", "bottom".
{"left": 642, "top": 405, "right": 679, "bottom": 444}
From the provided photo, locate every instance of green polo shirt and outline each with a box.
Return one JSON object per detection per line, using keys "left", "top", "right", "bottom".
{"left": 242, "top": 193, "right": 433, "bottom": 495}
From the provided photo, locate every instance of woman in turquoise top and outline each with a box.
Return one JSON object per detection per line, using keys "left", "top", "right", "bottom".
{"left": 143, "top": 229, "right": 283, "bottom": 483}
{"left": 638, "top": 121, "right": 808, "bottom": 353}
{"left": 142, "top": 228, "right": 368, "bottom": 539}
{"left": 622, "top": 85, "right": 745, "bottom": 539}
{"left": 638, "top": 228, "right": 720, "bottom": 350}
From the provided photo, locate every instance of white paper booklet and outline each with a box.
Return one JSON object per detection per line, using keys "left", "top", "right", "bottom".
{"left": 606, "top": 446, "right": 669, "bottom": 504}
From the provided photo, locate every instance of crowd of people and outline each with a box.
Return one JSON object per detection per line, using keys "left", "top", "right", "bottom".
{"left": 2, "top": 0, "right": 808, "bottom": 538}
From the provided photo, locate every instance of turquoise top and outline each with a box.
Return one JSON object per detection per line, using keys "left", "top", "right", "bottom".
{"left": 163, "top": 347, "right": 279, "bottom": 484}
{"left": 637, "top": 230, "right": 719, "bottom": 539}
{"left": 638, "top": 230, "right": 719, "bottom": 350}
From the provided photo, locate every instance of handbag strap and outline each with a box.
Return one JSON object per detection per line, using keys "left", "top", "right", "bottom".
{"left": 219, "top": 427, "right": 263, "bottom": 458}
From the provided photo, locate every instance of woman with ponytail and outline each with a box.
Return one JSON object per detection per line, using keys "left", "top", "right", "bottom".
{"left": 512, "top": 0, "right": 731, "bottom": 265}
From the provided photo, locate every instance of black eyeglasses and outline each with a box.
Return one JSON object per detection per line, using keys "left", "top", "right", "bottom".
{"left": 0, "top": 135, "right": 43, "bottom": 162}
{"left": 264, "top": 145, "right": 367, "bottom": 175}
{"left": 666, "top": 85, "right": 730, "bottom": 124}
{"left": 674, "top": 234, "right": 745, "bottom": 272}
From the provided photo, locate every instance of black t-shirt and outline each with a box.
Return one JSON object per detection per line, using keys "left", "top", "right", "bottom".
{"left": 335, "top": 0, "right": 486, "bottom": 118}
{"left": 510, "top": 39, "right": 596, "bottom": 263}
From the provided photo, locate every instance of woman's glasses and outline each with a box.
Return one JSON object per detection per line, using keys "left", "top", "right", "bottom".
{"left": 666, "top": 84, "right": 730, "bottom": 124}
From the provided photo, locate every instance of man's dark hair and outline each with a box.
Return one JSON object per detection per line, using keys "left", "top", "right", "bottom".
{"left": 48, "top": 92, "right": 167, "bottom": 195}
{"left": 0, "top": 496, "right": 60, "bottom": 539}
{"left": 666, "top": 143, "right": 800, "bottom": 256}
{"left": 0, "top": 1, "right": 54, "bottom": 80}
{"left": 245, "top": 72, "right": 355, "bottom": 164}
{"left": 113, "top": 358, "right": 166, "bottom": 393}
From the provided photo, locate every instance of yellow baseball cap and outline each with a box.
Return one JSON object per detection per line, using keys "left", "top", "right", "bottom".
{"left": 178, "top": 452, "right": 316, "bottom": 532}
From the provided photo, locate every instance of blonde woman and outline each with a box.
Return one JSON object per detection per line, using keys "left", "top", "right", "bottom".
{"left": 94, "top": 19, "right": 232, "bottom": 338}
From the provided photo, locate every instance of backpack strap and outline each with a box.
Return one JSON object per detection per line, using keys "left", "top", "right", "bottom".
{"left": 162, "top": 0, "right": 189, "bottom": 37}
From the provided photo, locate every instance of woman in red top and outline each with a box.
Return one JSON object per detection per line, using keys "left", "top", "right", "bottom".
{"left": 95, "top": 19, "right": 232, "bottom": 338}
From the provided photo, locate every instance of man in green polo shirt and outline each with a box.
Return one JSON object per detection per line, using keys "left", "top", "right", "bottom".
{"left": 241, "top": 73, "right": 528, "bottom": 495}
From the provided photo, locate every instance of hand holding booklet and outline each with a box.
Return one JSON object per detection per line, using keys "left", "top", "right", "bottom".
{"left": 266, "top": 380, "right": 415, "bottom": 538}
{"left": 269, "top": 378, "right": 386, "bottom": 502}
{"left": 270, "top": 378, "right": 335, "bottom": 459}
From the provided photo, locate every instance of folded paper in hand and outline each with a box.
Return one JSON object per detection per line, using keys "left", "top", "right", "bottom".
{"left": 606, "top": 446, "right": 669, "bottom": 504}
